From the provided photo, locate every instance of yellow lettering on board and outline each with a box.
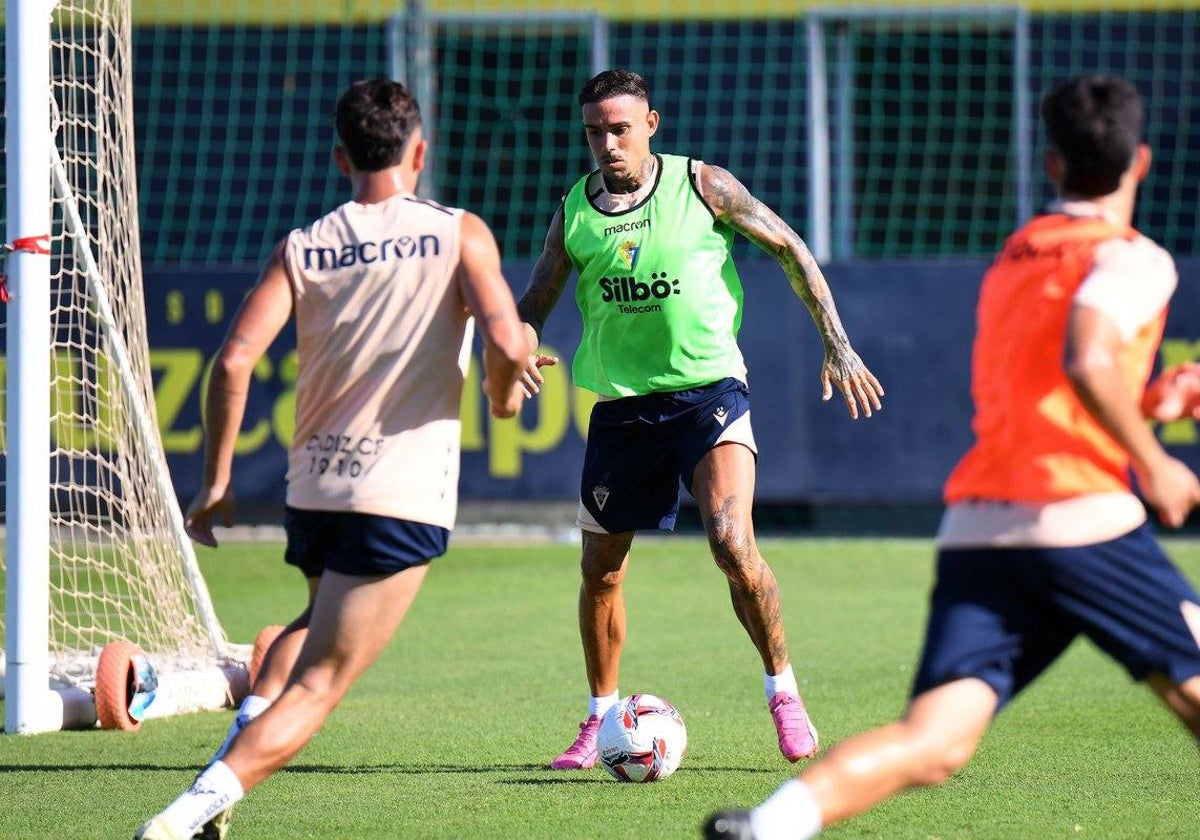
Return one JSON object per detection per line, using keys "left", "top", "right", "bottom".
{"left": 152, "top": 348, "right": 205, "bottom": 452}
{"left": 489, "top": 342, "right": 570, "bottom": 477}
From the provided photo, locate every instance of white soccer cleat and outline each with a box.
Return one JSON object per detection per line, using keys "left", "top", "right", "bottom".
{"left": 198, "top": 806, "right": 233, "bottom": 840}
{"left": 133, "top": 816, "right": 192, "bottom": 840}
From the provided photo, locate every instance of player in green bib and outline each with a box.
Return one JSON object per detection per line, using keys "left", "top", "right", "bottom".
{"left": 564, "top": 151, "right": 745, "bottom": 396}
{"left": 517, "top": 69, "right": 884, "bottom": 770}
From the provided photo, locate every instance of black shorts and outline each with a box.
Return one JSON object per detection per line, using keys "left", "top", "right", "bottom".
{"left": 578, "top": 377, "right": 755, "bottom": 533}
{"left": 913, "top": 523, "right": 1200, "bottom": 708}
{"left": 283, "top": 506, "right": 449, "bottom": 577}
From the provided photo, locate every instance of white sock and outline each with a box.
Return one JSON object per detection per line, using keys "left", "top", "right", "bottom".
{"left": 211, "top": 694, "right": 272, "bottom": 762}
{"left": 750, "top": 778, "right": 822, "bottom": 840}
{"left": 588, "top": 691, "right": 619, "bottom": 719}
{"left": 239, "top": 694, "right": 273, "bottom": 718}
{"left": 157, "top": 760, "right": 245, "bottom": 836}
{"left": 764, "top": 664, "right": 799, "bottom": 700}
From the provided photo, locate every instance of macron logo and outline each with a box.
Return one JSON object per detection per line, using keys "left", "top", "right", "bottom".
{"left": 603, "top": 219, "right": 651, "bottom": 237}
{"left": 303, "top": 234, "right": 441, "bottom": 271}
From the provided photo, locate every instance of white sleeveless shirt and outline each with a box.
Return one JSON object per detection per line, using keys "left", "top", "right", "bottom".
{"left": 281, "top": 192, "right": 470, "bottom": 529}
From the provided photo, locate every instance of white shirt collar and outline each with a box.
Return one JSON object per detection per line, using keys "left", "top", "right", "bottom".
{"left": 1046, "top": 199, "right": 1123, "bottom": 226}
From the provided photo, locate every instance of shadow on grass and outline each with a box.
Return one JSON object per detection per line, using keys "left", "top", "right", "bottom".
{"left": 0, "top": 762, "right": 200, "bottom": 773}
{"left": 0, "top": 760, "right": 780, "bottom": 777}
{"left": 0, "top": 761, "right": 550, "bottom": 774}
{"left": 285, "top": 762, "right": 552, "bottom": 775}
{"left": 498, "top": 765, "right": 781, "bottom": 786}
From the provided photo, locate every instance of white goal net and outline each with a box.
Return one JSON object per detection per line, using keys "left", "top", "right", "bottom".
{"left": 2, "top": 0, "right": 246, "bottom": 732}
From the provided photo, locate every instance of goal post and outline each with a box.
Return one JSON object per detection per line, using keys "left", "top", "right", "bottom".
{"left": 2, "top": 0, "right": 250, "bottom": 733}
{"left": 5, "top": 0, "right": 55, "bottom": 735}
{"left": 805, "top": 5, "right": 1033, "bottom": 262}
{"left": 388, "top": 0, "right": 609, "bottom": 258}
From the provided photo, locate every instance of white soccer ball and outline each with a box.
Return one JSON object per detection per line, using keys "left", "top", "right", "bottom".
{"left": 597, "top": 693, "right": 688, "bottom": 782}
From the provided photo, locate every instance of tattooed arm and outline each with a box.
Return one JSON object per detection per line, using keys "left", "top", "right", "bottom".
{"left": 187, "top": 240, "right": 294, "bottom": 545}
{"left": 518, "top": 203, "right": 573, "bottom": 342}
{"left": 514, "top": 203, "right": 572, "bottom": 395}
{"left": 698, "top": 163, "right": 884, "bottom": 418}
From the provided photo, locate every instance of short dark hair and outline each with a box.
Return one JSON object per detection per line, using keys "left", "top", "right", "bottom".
{"left": 578, "top": 69, "right": 650, "bottom": 107}
{"left": 334, "top": 78, "right": 422, "bottom": 172}
{"left": 1041, "top": 74, "right": 1144, "bottom": 197}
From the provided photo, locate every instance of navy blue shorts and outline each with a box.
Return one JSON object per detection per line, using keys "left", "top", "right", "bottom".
{"left": 283, "top": 506, "right": 449, "bottom": 577}
{"left": 912, "top": 523, "right": 1200, "bottom": 708}
{"left": 578, "top": 377, "right": 754, "bottom": 533}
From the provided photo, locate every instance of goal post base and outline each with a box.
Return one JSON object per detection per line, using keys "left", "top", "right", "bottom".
{"left": 2, "top": 685, "right": 96, "bottom": 734}
{"left": 1, "top": 652, "right": 252, "bottom": 733}
{"left": 142, "top": 660, "right": 252, "bottom": 724}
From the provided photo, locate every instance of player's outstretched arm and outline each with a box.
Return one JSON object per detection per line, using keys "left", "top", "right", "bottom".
{"left": 514, "top": 204, "right": 572, "bottom": 396}
{"left": 1066, "top": 304, "right": 1200, "bottom": 527}
{"left": 458, "top": 212, "right": 527, "bottom": 419}
{"left": 188, "top": 240, "right": 294, "bottom": 546}
{"left": 1142, "top": 361, "right": 1200, "bottom": 422}
{"left": 698, "top": 163, "right": 884, "bottom": 419}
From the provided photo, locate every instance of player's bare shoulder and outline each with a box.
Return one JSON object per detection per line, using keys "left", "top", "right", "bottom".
{"left": 459, "top": 210, "right": 499, "bottom": 252}
{"left": 455, "top": 212, "right": 506, "bottom": 317}
{"left": 538, "top": 204, "right": 572, "bottom": 280}
{"left": 695, "top": 161, "right": 799, "bottom": 252}
{"left": 694, "top": 161, "right": 758, "bottom": 221}
{"left": 537, "top": 202, "right": 570, "bottom": 266}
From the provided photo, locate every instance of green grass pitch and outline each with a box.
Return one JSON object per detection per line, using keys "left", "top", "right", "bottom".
{"left": 2, "top": 536, "right": 1198, "bottom": 839}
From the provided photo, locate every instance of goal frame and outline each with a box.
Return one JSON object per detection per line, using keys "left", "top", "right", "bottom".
{"left": 387, "top": 0, "right": 610, "bottom": 201}
{"left": 805, "top": 5, "right": 1032, "bottom": 262}
{"left": 4, "top": 0, "right": 245, "bottom": 734}
{"left": 5, "top": 0, "right": 57, "bottom": 735}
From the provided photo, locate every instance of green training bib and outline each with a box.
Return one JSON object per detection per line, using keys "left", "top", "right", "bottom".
{"left": 563, "top": 154, "right": 746, "bottom": 397}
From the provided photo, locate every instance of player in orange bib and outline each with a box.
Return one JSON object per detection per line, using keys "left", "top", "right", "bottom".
{"left": 705, "top": 74, "right": 1200, "bottom": 840}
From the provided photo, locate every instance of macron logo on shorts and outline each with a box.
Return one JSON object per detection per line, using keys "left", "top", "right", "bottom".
{"left": 592, "top": 485, "right": 611, "bottom": 510}
{"left": 713, "top": 406, "right": 728, "bottom": 427}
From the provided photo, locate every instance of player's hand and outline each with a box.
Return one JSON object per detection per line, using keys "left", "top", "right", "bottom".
{"left": 1142, "top": 362, "right": 1200, "bottom": 422}
{"left": 488, "top": 379, "right": 526, "bottom": 419}
{"left": 520, "top": 352, "right": 559, "bottom": 398}
{"left": 184, "top": 483, "right": 235, "bottom": 548}
{"left": 1135, "top": 455, "right": 1200, "bottom": 529}
{"left": 821, "top": 350, "right": 885, "bottom": 419}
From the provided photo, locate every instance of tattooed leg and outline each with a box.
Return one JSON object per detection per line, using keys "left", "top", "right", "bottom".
{"left": 695, "top": 443, "right": 789, "bottom": 674}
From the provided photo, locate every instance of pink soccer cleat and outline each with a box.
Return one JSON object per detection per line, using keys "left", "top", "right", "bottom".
{"left": 769, "top": 691, "right": 819, "bottom": 761}
{"left": 550, "top": 715, "right": 601, "bottom": 769}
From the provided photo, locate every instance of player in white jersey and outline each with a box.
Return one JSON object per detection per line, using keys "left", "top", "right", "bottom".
{"left": 134, "top": 78, "right": 527, "bottom": 840}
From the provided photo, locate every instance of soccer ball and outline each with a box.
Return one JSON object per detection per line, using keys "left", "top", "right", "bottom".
{"left": 597, "top": 693, "right": 687, "bottom": 782}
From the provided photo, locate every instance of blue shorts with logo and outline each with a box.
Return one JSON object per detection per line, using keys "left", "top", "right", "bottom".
{"left": 578, "top": 377, "right": 754, "bottom": 533}
{"left": 283, "top": 506, "right": 449, "bottom": 578}
{"left": 912, "top": 523, "right": 1200, "bottom": 708}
